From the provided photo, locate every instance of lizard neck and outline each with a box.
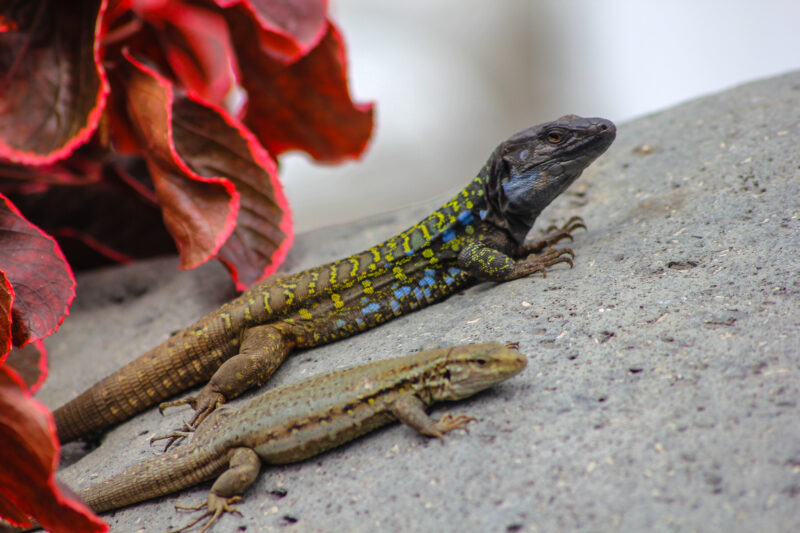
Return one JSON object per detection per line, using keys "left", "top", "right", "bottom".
{"left": 373, "top": 176, "right": 488, "bottom": 263}
{"left": 478, "top": 145, "right": 543, "bottom": 245}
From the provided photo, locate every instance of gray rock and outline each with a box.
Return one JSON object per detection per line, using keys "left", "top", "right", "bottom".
{"left": 38, "top": 71, "right": 800, "bottom": 532}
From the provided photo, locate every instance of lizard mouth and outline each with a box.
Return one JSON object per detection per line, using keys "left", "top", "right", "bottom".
{"left": 558, "top": 119, "right": 616, "bottom": 163}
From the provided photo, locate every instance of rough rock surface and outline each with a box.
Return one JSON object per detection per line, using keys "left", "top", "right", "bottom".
{"left": 38, "top": 71, "right": 800, "bottom": 532}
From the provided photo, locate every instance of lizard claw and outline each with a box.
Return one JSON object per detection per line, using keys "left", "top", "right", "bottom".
{"left": 150, "top": 420, "right": 196, "bottom": 451}
{"left": 158, "top": 395, "right": 197, "bottom": 415}
{"left": 157, "top": 388, "right": 225, "bottom": 451}
{"left": 435, "top": 413, "right": 477, "bottom": 438}
{"left": 169, "top": 494, "right": 243, "bottom": 533}
{"left": 527, "top": 216, "right": 587, "bottom": 252}
{"left": 516, "top": 247, "right": 575, "bottom": 278}
{"left": 159, "top": 388, "right": 226, "bottom": 427}
{"left": 429, "top": 413, "right": 477, "bottom": 444}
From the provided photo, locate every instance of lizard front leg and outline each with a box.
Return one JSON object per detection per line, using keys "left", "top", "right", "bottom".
{"left": 458, "top": 240, "right": 574, "bottom": 282}
{"left": 391, "top": 394, "right": 476, "bottom": 439}
{"left": 170, "top": 447, "right": 261, "bottom": 533}
{"left": 158, "top": 324, "right": 294, "bottom": 447}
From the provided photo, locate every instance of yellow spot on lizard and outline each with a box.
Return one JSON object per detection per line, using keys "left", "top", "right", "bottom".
{"left": 362, "top": 280, "right": 374, "bottom": 295}
{"left": 393, "top": 266, "right": 407, "bottom": 281}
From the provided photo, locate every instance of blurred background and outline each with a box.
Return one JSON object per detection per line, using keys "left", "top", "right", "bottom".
{"left": 282, "top": 0, "right": 800, "bottom": 232}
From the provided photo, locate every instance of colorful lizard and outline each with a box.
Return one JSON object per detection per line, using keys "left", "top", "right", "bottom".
{"left": 53, "top": 115, "right": 615, "bottom": 446}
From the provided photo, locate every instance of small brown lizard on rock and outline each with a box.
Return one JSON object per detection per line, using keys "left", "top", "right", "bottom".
{"left": 77, "top": 342, "right": 528, "bottom": 532}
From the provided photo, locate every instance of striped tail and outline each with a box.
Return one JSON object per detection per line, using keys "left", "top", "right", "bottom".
{"left": 79, "top": 442, "right": 230, "bottom": 512}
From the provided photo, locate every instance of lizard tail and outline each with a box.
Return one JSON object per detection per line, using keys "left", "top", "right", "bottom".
{"left": 54, "top": 333, "right": 227, "bottom": 443}
{"left": 78, "top": 442, "right": 230, "bottom": 512}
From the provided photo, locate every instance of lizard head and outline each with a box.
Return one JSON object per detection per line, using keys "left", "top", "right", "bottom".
{"left": 437, "top": 342, "right": 528, "bottom": 401}
{"left": 481, "top": 115, "right": 616, "bottom": 244}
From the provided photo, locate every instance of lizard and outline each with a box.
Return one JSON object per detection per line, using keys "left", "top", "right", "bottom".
{"left": 53, "top": 114, "right": 615, "bottom": 446}
{"left": 75, "top": 342, "right": 528, "bottom": 533}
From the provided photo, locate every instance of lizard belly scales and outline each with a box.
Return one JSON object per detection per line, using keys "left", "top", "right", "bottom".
{"left": 54, "top": 115, "right": 616, "bottom": 444}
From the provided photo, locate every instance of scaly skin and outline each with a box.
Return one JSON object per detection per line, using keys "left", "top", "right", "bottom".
{"left": 54, "top": 115, "right": 615, "bottom": 444}
{"left": 77, "top": 342, "right": 528, "bottom": 533}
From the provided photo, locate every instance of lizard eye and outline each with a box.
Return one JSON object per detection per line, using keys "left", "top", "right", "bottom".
{"left": 545, "top": 130, "right": 564, "bottom": 144}
{"left": 475, "top": 358, "right": 488, "bottom": 367}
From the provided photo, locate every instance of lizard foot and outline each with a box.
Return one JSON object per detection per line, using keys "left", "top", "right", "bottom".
{"left": 150, "top": 420, "right": 195, "bottom": 451}
{"left": 432, "top": 413, "right": 477, "bottom": 443}
{"left": 170, "top": 494, "right": 243, "bottom": 533}
{"left": 157, "top": 388, "right": 226, "bottom": 450}
{"left": 516, "top": 247, "right": 575, "bottom": 278}
{"left": 159, "top": 388, "right": 226, "bottom": 427}
{"left": 526, "top": 215, "right": 587, "bottom": 252}
{"left": 432, "top": 413, "right": 477, "bottom": 439}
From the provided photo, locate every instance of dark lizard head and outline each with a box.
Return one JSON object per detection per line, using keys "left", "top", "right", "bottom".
{"left": 481, "top": 115, "right": 616, "bottom": 244}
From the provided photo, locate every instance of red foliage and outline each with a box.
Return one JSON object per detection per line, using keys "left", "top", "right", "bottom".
{"left": 5, "top": 341, "right": 48, "bottom": 393}
{"left": 0, "top": 365, "right": 107, "bottom": 532}
{"left": 0, "top": 0, "right": 372, "bottom": 528}
{"left": 0, "top": 271, "right": 10, "bottom": 359}
{"left": 0, "top": 0, "right": 373, "bottom": 293}
{"left": 0, "top": 195, "right": 76, "bottom": 349}
{"left": 237, "top": 21, "right": 374, "bottom": 162}
{"left": 0, "top": 0, "right": 108, "bottom": 165}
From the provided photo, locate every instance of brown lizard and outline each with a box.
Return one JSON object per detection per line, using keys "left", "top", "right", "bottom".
{"left": 77, "top": 342, "right": 528, "bottom": 532}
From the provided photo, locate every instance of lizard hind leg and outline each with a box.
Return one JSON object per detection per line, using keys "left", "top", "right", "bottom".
{"left": 157, "top": 324, "right": 294, "bottom": 448}
{"left": 169, "top": 447, "right": 260, "bottom": 533}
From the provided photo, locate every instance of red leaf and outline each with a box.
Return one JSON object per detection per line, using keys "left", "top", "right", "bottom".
{"left": 0, "top": 491, "right": 30, "bottom": 529}
{"left": 171, "top": 96, "right": 293, "bottom": 289}
{"left": 0, "top": 366, "right": 107, "bottom": 532}
{"left": 0, "top": 0, "right": 109, "bottom": 164}
{"left": 0, "top": 195, "right": 75, "bottom": 347}
{"left": 0, "top": 271, "right": 11, "bottom": 360}
{"left": 127, "top": 0, "right": 238, "bottom": 106}
{"left": 0, "top": 153, "right": 104, "bottom": 190}
{"left": 4, "top": 340, "right": 47, "bottom": 393}
{"left": 216, "top": 0, "right": 328, "bottom": 63}
{"left": 4, "top": 159, "right": 177, "bottom": 270}
{"left": 234, "top": 20, "right": 374, "bottom": 162}
{"left": 112, "top": 53, "right": 239, "bottom": 269}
